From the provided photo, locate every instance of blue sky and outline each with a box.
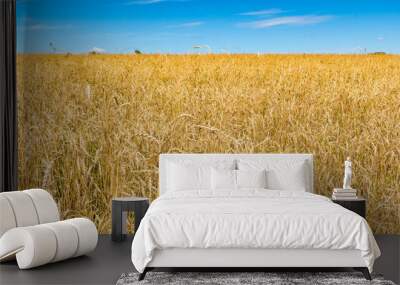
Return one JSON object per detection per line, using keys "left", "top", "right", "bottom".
{"left": 17, "top": 0, "right": 400, "bottom": 54}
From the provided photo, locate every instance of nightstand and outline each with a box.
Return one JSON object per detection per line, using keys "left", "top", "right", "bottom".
{"left": 332, "top": 197, "right": 366, "bottom": 218}
{"left": 112, "top": 197, "right": 149, "bottom": 242}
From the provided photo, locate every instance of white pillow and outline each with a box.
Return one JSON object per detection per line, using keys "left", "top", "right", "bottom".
{"left": 238, "top": 159, "right": 308, "bottom": 191}
{"left": 211, "top": 168, "right": 236, "bottom": 190}
{"left": 167, "top": 162, "right": 211, "bottom": 191}
{"left": 166, "top": 158, "right": 236, "bottom": 171}
{"left": 236, "top": 169, "right": 267, "bottom": 189}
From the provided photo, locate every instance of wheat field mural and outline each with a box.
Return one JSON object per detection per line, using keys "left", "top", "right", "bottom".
{"left": 17, "top": 54, "right": 400, "bottom": 234}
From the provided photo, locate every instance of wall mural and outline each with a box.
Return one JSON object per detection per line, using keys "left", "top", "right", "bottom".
{"left": 17, "top": 0, "right": 400, "bottom": 234}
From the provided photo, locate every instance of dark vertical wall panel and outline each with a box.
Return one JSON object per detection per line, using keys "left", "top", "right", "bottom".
{"left": 0, "top": 0, "right": 18, "bottom": 192}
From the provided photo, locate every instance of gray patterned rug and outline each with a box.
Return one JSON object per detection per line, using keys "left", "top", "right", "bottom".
{"left": 116, "top": 272, "right": 395, "bottom": 285}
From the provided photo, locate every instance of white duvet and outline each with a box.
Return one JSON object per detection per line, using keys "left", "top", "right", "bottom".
{"left": 131, "top": 190, "right": 380, "bottom": 273}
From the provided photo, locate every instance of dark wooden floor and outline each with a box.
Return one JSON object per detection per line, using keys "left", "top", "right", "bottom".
{"left": 0, "top": 235, "right": 134, "bottom": 285}
{"left": 0, "top": 235, "right": 398, "bottom": 285}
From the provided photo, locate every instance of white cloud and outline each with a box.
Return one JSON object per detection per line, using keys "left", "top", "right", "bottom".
{"left": 377, "top": 36, "right": 384, "bottom": 41}
{"left": 239, "top": 15, "right": 332, "bottom": 29}
{"left": 23, "top": 24, "right": 72, "bottom": 31}
{"left": 126, "top": 0, "right": 164, "bottom": 4}
{"left": 125, "top": 0, "right": 188, "bottom": 5}
{"left": 239, "top": 9, "right": 283, "bottom": 16}
{"left": 192, "top": 45, "right": 212, "bottom": 52}
{"left": 168, "top": 21, "right": 204, "bottom": 28}
{"left": 91, "top": 47, "right": 106, "bottom": 53}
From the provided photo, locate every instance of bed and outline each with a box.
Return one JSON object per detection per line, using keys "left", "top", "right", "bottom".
{"left": 131, "top": 154, "right": 380, "bottom": 280}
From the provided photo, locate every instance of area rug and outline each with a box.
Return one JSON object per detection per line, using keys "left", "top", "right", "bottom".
{"left": 116, "top": 272, "right": 395, "bottom": 285}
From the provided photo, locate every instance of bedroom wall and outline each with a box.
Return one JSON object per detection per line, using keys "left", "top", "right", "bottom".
{"left": 16, "top": 1, "right": 400, "bottom": 234}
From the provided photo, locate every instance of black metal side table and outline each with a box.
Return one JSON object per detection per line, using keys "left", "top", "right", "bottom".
{"left": 332, "top": 197, "right": 366, "bottom": 218}
{"left": 112, "top": 197, "right": 149, "bottom": 242}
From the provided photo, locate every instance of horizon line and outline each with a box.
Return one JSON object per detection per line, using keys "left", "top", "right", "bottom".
{"left": 16, "top": 51, "right": 395, "bottom": 55}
